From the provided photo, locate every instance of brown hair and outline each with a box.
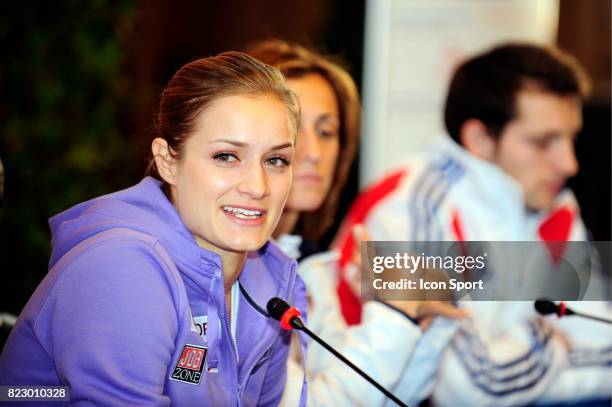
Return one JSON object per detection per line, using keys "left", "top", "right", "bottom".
{"left": 148, "top": 51, "right": 300, "bottom": 192}
{"left": 445, "top": 43, "right": 591, "bottom": 143}
{"left": 247, "top": 40, "right": 361, "bottom": 241}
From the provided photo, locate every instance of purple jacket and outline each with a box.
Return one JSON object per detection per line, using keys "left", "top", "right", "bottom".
{"left": 0, "top": 177, "right": 307, "bottom": 406}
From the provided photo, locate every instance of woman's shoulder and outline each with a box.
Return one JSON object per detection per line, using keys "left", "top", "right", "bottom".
{"left": 25, "top": 227, "right": 184, "bottom": 352}
{"left": 45, "top": 228, "right": 184, "bottom": 312}
{"left": 55, "top": 228, "right": 175, "bottom": 275}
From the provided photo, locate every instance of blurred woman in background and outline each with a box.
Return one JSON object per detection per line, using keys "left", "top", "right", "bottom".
{"left": 250, "top": 40, "right": 360, "bottom": 259}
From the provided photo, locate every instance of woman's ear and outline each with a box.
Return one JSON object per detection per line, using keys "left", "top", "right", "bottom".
{"left": 459, "top": 119, "right": 496, "bottom": 161}
{"left": 151, "top": 138, "right": 178, "bottom": 185}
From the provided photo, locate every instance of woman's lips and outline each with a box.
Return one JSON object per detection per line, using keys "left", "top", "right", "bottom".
{"left": 221, "top": 205, "right": 266, "bottom": 226}
{"left": 295, "top": 173, "right": 323, "bottom": 183}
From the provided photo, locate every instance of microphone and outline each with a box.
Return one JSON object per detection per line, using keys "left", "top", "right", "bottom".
{"left": 266, "top": 297, "right": 305, "bottom": 330}
{"left": 534, "top": 299, "right": 612, "bottom": 324}
{"left": 534, "top": 299, "right": 575, "bottom": 317}
{"left": 267, "top": 297, "right": 409, "bottom": 407}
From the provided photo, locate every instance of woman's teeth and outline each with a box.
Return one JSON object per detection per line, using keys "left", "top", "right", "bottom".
{"left": 222, "top": 206, "right": 263, "bottom": 219}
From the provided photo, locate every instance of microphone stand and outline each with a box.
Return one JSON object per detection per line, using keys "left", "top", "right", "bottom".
{"left": 288, "top": 318, "right": 409, "bottom": 407}
{"left": 535, "top": 299, "right": 612, "bottom": 324}
{"left": 564, "top": 310, "right": 612, "bottom": 325}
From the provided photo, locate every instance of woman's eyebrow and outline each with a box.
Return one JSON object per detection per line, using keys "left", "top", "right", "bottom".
{"left": 209, "top": 139, "right": 247, "bottom": 147}
{"left": 316, "top": 114, "right": 340, "bottom": 125}
{"left": 210, "top": 140, "right": 292, "bottom": 151}
{"left": 270, "top": 142, "right": 293, "bottom": 151}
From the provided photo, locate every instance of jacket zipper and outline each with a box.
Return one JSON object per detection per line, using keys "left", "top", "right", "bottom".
{"left": 237, "top": 267, "right": 298, "bottom": 400}
{"left": 221, "top": 285, "right": 241, "bottom": 406}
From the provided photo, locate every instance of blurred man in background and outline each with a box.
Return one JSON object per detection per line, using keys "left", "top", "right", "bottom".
{"left": 337, "top": 43, "right": 611, "bottom": 406}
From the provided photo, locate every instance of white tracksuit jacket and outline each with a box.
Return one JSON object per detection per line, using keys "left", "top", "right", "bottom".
{"left": 334, "top": 135, "right": 611, "bottom": 406}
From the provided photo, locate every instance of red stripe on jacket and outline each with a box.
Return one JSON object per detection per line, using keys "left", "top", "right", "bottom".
{"left": 335, "top": 169, "right": 408, "bottom": 324}
{"left": 538, "top": 207, "right": 575, "bottom": 265}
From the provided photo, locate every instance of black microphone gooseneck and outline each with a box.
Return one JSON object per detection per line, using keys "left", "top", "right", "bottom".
{"left": 267, "top": 297, "right": 409, "bottom": 407}
{"left": 534, "top": 299, "right": 612, "bottom": 324}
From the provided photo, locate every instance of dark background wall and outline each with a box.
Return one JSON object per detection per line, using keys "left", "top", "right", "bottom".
{"left": 559, "top": 0, "right": 611, "bottom": 244}
{"left": 0, "top": 0, "right": 608, "bottom": 317}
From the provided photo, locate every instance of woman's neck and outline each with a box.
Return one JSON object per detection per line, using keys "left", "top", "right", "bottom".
{"left": 193, "top": 235, "right": 246, "bottom": 290}
{"left": 273, "top": 209, "right": 300, "bottom": 239}
{"left": 220, "top": 251, "right": 247, "bottom": 290}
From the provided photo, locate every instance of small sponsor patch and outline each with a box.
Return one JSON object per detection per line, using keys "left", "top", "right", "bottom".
{"left": 193, "top": 315, "right": 208, "bottom": 341}
{"left": 170, "top": 344, "right": 207, "bottom": 385}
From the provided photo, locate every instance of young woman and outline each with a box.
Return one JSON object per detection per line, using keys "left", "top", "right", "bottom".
{"left": 249, "top": 40, "right": 468, "bottom": 406}
{"left": 0, "top": 52, "right": 306, "bottom": 406}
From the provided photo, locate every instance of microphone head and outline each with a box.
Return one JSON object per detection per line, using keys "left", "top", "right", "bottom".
{"left": 267, "top": 297, "right": 291, "bottom": 321}
{"left": 535, "top": 299, "right": 558, "bottom": 315}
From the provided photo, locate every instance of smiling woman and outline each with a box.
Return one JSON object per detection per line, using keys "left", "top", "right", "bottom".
{"left": 152, "top": 94, "right": 295, "bottom": 283}
{"left": 0, "top": 52, "right": 307, "bottom": 406}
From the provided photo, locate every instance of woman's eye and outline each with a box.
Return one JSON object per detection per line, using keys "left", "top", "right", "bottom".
{"left": 266, "top": 156, "right": 291, "bottom": 167}
{"left": 212, "top": 152, "right": 239, "bottom": 162}
{"left": 317, "top": 127, "right": 338, "bottom": 139}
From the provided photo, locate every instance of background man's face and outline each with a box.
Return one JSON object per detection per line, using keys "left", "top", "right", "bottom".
{"left": 493, "top": 89, "right": 581, "bottom": 210}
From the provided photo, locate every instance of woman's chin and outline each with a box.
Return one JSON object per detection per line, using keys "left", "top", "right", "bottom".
{"left": 286, "top": 197, "right": 325, "bottom": 213}
{"left": 222, "top": 238, "right": 269, "bottom": 253}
